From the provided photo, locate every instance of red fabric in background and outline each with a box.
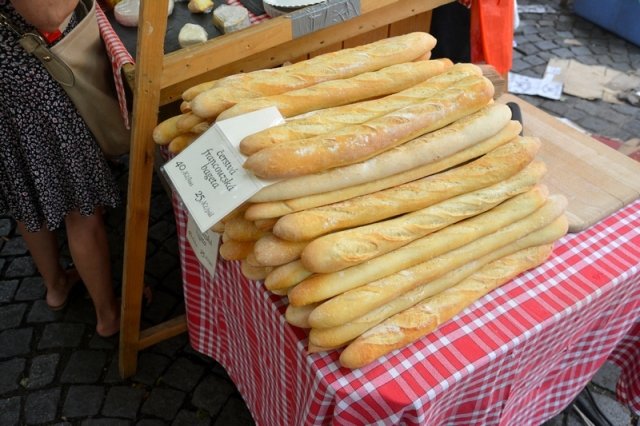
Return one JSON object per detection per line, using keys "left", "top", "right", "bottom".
{"left": 471, "top": 0, "right": 514, "bottom": 75}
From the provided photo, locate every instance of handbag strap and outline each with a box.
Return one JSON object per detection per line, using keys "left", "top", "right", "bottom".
{"left": 0, "top": 9, "right": 75, "bottom": 87}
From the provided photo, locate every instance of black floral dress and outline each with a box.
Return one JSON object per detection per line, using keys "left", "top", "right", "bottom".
{"left": 0, "top": 0, "right": 120, "bottom": 232}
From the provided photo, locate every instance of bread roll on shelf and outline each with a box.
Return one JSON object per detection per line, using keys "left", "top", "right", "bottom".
{"left": 239, "top": 62, "right": 480, "bottom": 155}
{"left": 307, "top": 195, "right": 567, "bottom": 328}
{"left": 264, "top": 260, "right": 312, "bottom": 292}
{"left": 244, "top": 76, "right": 495, "bottom": 179}
{"left": 218, "top": 59, "right": 454, "bottom": 121}
{"left": 290, "top": 186, "right": 548, "bottom": 308}
{"left": 308, "top": 215, "right": 563, "bottom": 348}
{"left": 274, "top": 137, "right": 541, "bottom": 242}
{"left": 249, "top": 104, "right": 512, "bottom": 203}
{"left": 339, "top": 243, "right": 559, "bottom": 369}
{"left": 244, "top": 120, "right": 522, "bottom": 220}
{"left": 190, "top": 32, "right": 437, "bottom": 119}
{"left": 253, "top": 234, "right": 308, "bottom": 267}
{"left": 302, "top": 160, "right": 547, "bottom": 273}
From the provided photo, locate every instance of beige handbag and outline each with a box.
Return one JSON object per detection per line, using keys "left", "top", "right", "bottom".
{"left": 1, "top": 0, "right": 130, "bottom": 158}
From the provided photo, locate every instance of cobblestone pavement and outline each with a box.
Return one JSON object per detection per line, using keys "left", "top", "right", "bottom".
{"left": 1, "top": 0, "right": 639, "bottom": 424}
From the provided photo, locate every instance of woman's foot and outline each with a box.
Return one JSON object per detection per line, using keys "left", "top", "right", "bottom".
{"left": 46, "top": 268, "right": 81, "bottom": 311}
{"left": 96, "top": 299, "right": 121, "bottom": 338}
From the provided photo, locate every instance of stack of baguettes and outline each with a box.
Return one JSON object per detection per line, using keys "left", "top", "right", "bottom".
{"left": 153, "top": 32, "right": 569, "bottom": 369}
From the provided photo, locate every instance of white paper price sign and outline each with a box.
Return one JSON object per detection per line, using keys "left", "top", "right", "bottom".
{"left": 163, "top": 107, "right": 284, "bottom": 232}
{"left": 186, "top": 214, "right": 220, "bottom": 277}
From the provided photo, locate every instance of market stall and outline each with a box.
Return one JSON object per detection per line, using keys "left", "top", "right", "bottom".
{"left": 108, "top": 1, "right": 640, "bottom": 424}
{"left": 166, "top": 91, "right": 640, "bottom": 424}
{"left": 111, "top": 0, "right": 451, "bottom": 379}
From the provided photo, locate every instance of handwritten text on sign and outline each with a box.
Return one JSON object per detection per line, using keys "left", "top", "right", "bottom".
{"left": 163, "top": 107, "right": 284, "bottom": 232}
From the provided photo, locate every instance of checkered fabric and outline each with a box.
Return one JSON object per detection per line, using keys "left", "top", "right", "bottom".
{"left": 95, "top": 3, "right": 133, "bottom": 129}
{"left": 97, "top": 0, "right": 269, "bottom": 129}
{"left": 174, "top": 196, "right": 640, "bottom": 425}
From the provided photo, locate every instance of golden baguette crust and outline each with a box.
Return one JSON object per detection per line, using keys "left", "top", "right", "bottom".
{"left": 309, "top": 207, "right": 560, "bottom": 348}
{"left": 168, "top": 133, "right": 198, "bottom": 154}
{"left": 219, "top": 239, "right": 254, "bottom": 261}
{"left": 219, "top": 59, "right": 453, "bottom": 121}
{"left": 274, "top": 137, "right": 541, "bottom": 242}
{"left": 244, "top": 76, "right": 495, "bottom": 179}
{"left": 307, "top": 195, "right": 567, "bottom": 327}
{"left": 339, "top": 243, "right": 558, "bottom": 369}
{"left": 240, "top": 62, "right": 480, "bottom": 155}
{"left": 190, "top": 32, "right": 437, "bottom": 119}
{"left": 218, "top": 59, "right": 453, "bottom": 121}
{"left": 243, "top": 121, "right": 522, "bottom": 219}
{"left": 290, "top": 185, "right": 548, "bottom": 308}
{"left": 153, "top": 114, "right": 183, "bottom": 145}
{"left": 223, "top": 215, "right": 267, "bottom": 242}
{"left": 249, "top": 103, "right": 512, "bottom": 203}
{"left": 302, "top": 160, "right": 547, "bottom": 273}
{"left": 253, "top": 234, "right": 308, "bottom": 267}
{"left": 176, "top": 112, "right": 206, "bottom": 133}
{"left": 240, "top": 260, "right": 271, "bottom": 281}
{"left": 285, "top": 303, "right": 318, "bottom": 329}
{"left": 264, "top": 260, "right": 312, "bottom": 291}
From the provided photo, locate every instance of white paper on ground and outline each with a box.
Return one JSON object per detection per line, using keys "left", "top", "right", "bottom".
{"left": 508, "top": 71, "right": 563, "bottom": 100}
{"left": 162, "top": 107, "right": 285, "bottom": 232}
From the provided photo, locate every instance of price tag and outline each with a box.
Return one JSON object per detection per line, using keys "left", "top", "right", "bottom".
{"left": 186, "top": 214, "right": 220, "bottom": 277}
{"left": 163, "top": 107, "right": 284, "bottom": 232}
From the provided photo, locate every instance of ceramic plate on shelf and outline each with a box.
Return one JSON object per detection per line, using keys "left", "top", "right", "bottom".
{"left": 262, "top": 0, "right": 328, "bottom": 17}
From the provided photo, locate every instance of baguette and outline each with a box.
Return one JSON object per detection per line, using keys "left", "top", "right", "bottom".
{"left": 244, "top": 76, "right": 495, "bottom": 179}
{"left": 223, "top": 215, "right": 267, "bottom": 242}
{"left": 218, "top": 59, "right": 453, "bottom": 121}
{"left": 168, "top": 133, "right": 198, "bottom": 154}
{"left": 307, "top": 195, "right": 567, "bottom": 328}
{"left": 244, "top": 121, "right": 521, "bottom": 221}
{"left": 249, "top": 103, "right": 512, "bottom": 203}
{"left": 339, "top": 243, "right": 558, "bottom": 368}
{"left": 290, "top": 185, "right": 548, "bottom": 307}
{"left": 285, "top": 303, "right": 319, "bottom": 329}
{"left": 309, "top": 218, "right": 561, "bottom": 348}
{"left": 176, "top": 112, "right": 207, "bottom": 133}
{"left": 240, "top": 260, "right": 271, "bottom": 281}
{"left": 240, "top": 63, "right": 481, "bottom": 155}
{"left": 264, "top": 260, "right": 312, "bottom": 292}
{"left": 219, "top": 239, "right": 254, "bottom": 261}
{"left": 152, "top": 114, "right": 183, "bottom": 145}
{"left": 253, "top": 234, "right": 308, "bottom": 267}
{"left": 253, "top": 218, "right": 278, "bottom": 231}
{"left": 190, "top": 32, "right": 437, "bottom": 119}
{"left": 274, "top": 137, "right": 541, "bottom": 242}
{"left": 302, "top": 160, "right": 547, "bottom": 273}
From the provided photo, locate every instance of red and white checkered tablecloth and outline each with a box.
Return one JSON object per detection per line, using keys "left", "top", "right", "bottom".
{"left": 173, "top": 195, "right": 640, "bottom": 426}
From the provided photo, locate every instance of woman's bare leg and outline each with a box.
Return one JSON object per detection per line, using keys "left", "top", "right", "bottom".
{"left": 17, "top": 221, "right": 77, "bottom": 309}
{"left": 64, "top": 209, "right": 120, "bottom": 337}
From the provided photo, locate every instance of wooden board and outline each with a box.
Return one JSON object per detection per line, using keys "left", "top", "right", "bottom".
{"left": 500, "top": 94, "right": 640, "bottom": 233}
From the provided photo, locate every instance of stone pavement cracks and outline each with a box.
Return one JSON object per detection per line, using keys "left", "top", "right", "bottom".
{"left": 1, "top": 0, "right": 640, "bottom": 424}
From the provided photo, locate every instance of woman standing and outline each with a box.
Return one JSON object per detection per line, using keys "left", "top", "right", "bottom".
{"left": 0, "top": 0, "right": 120, "bottom": 337}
